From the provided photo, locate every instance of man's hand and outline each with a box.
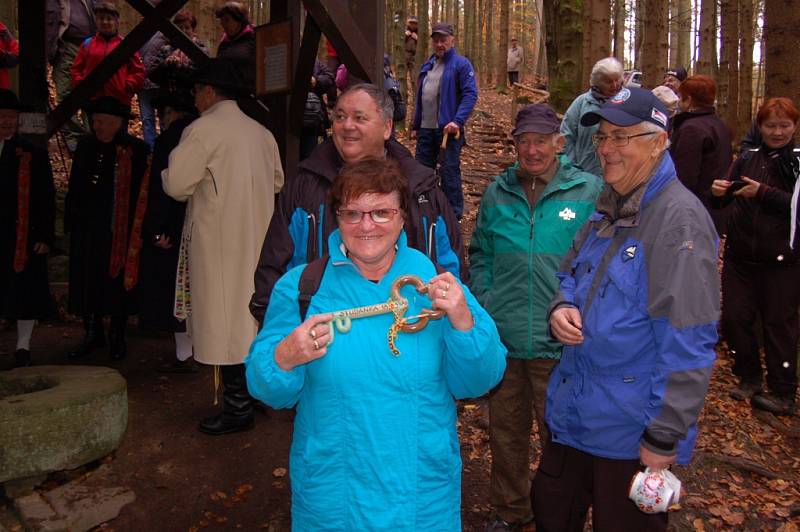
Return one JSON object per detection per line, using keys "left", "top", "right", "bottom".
{"left": 550, "top": 306, "right": 584, "bottom": 345}
{"left": 443, "top": 122, "right": 460, "bottom": 135}
{"left": 640, "top": 445, "right": 676, "bottom": 471}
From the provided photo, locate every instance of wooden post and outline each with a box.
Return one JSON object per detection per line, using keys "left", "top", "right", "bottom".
{"left": 18, "top": 0, "right": 49, "bottom": 147}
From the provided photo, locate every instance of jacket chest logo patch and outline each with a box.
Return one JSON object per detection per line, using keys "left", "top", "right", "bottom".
{"left": 622, "top": 245, "right": 637, "bottom": 261}
{"left": 558, "top": 207, "right": 576, "bottom": 221}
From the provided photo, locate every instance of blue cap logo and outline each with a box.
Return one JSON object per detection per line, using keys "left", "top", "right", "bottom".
{"left": 610, "top": 88, "right": 631, "bottom": 104}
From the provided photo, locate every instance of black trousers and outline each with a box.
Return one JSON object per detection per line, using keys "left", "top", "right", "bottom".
{"left": 532, "top": 442, "right": 668, "bottom": 532}
{"left": 508, "top": 71, "right": 519, "bottom": 86}
{"left": 722, "top": 259, "right": 800, "bottom": 396}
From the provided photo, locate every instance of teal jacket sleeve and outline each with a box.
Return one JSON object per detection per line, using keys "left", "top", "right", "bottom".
{"left": 442, "top": 281, "right": 506, "bottom": 399}
{"left": 245, "top": 267, "right": 307, "bottom": 408}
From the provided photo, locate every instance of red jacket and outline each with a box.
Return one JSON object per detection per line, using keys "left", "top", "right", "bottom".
{"left": 71, "top": 33, "right": 145, "bottom": 105}
{"left": 0, "top": 22, "right": 19, "bottom": 90}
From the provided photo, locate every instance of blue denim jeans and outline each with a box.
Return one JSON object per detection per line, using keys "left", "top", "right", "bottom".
{"left": 138, "top": 88, "right": 159, "bottom": 148}
{"left": 415, "top": 127, "right": 464, "bottom": 219}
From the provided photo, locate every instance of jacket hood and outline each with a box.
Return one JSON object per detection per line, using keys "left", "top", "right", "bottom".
{"left": 297, "top": 137, "right": 440, "bottom": 197}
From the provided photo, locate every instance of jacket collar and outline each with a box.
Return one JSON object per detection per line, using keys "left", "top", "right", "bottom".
{"left": 497, "top": 155, "right": 589, "bottom": 197}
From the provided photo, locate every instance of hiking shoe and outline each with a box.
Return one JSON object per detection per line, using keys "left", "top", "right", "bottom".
{"left": 752, "top": 392, "right": 796, "bottom": 416}
{"left": 730, "top": 380, "right": 762, "bottom": 401}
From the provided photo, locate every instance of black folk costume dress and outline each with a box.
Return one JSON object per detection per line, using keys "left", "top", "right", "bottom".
{"left": 0, "top": 136, "right": 55, "bottom": 320}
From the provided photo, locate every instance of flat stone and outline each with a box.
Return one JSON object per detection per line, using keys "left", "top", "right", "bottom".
{"left": 14, "top": 492, "right": 57, "bottom": 522}
{"left": 43, "top": 484, "right": 135, "bottom": 532}
{"left": 0, "top": 366, "right": 128, "bottom": 483}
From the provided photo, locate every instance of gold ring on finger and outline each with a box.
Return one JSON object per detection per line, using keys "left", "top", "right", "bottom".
{"left": 444, "top": 282, "right": 451, "bottom": 290}
{"left": 313, "top": 339, "right": 320, "bottom": 350}
{"left": 309, "top": 328, "right": 316, "bottom": 339}
{"left": 440, "top": 288, "right": 447, "bottom": 298}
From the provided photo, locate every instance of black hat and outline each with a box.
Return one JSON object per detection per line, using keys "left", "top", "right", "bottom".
{"left": 580, "top": 87, "right": 669, "bottom": 130}
{"left": 665, "top": 67, "right": 687, "bottom": 82}
{"left": 94, "top": 1, "right": 120, "bottom": 17}
{"left": 512, "top": 104, "right": 561, "bottom": 136}
{"left": 86, "top": 96, "right": 132, "bottom": 119}
{"left": 154, "top": 90, "right": 197, "bottom": 115}
{"left": 0, "top": 89, "right": 33, "bottom": 111}
{"left": 193, "top": 58, "right": 249, "bottom": 95}
{"left": 431, "top": 22, "right": 454, "bottom": 37}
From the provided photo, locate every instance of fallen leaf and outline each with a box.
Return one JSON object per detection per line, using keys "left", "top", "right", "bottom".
{"left": 692, "top": 517, "right": 705, "bottom": 532}
{"left": 272, "top": 467, "right": 287, "bottom": 478}
{"left": 210, "top": 491, "right": 227, "bottom": 501}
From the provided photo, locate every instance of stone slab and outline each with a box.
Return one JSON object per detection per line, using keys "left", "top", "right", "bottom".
{"left": 43, "top": 483, "right": 135, "bottom": 532}
{"left": 0, "top": 366, "right": 128, "bottom": 483}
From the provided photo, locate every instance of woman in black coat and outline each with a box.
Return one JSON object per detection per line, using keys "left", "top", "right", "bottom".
{"left": 711, "top": 97, "right": 800, "bottom": 416}
{"left": 215, "top": 2, "right": 255, "bottom": 92}
{"left": 65, "top": 97, "right": 149, "bottom": 360}
{"left": 0, "top": 90, "right": 55, "bottom": 367}
{"left": 138, "top": 92, "right": 196, "bottom": 370}
{"left": 670, "top": 75, "right": 733, "bottom": 235}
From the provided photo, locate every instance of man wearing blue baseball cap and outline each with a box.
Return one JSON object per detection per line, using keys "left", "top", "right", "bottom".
{"left": 532, "top": 87, "right": 720, "bottom": 530}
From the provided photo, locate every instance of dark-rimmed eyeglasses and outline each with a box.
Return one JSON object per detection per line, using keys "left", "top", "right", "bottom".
{"left": 591, "top": 131, "right": 657, "bottom": 147}
{"left": 336, "top": 208, "right": 400, "bottom": 224}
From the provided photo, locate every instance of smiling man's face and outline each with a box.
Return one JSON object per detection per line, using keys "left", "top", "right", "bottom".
{"left": 332, "top": 90, "right": 392, "bottom": 164}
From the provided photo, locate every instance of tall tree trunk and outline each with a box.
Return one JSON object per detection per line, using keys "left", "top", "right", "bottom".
{"left": 544, "top": 0, "right": 584, "bottom": 112}
{"left": 392, "top": 0, "right": 407, "bottom": 104}
{"left": 582, "top": 1, "right": 593, "bottom": 88}
{"left": 640, "top": 0, "right": 666, "bottom": 89}
{"left": 496, "top": 0, "right": 511, "bottom": 92}
{"left": 738, "top": 0, "right": 756, "bottom": 139}
{"left": 612, "top": 0, "right": 626, "bottom": 61}
{"left": 431, "top": 0, "right": 440, "bottom": 23}
{"left": 486, "top": 0, "right": 495, "bottom": 86}
{"left": 531, "top": 0, "right": 547, "bottom": 78}
{"left": 674, "top": 0, "right": 692, "bottom": 69}
{"left": 416, "top": 0, "right": 430, "bottom": 68}
{"left": 763, "top": 0, "right": 800, "bottom": 98}
{"left": 634, "top": 0, "right": 645, "bottom": 70}
{"left": 696, "top": 0, "right": 718, "bottom": 76}
{"left": 591, "top": 0, "right": 611, "bottom": 64}
{"left": 719, "top": 0, "right": 740, "bottom": 135}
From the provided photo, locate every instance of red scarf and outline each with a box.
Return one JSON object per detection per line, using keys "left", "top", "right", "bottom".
{"left": 109, "top": 146, "right": 132, "bottom": 280}
{"left": 13, "top": 148, "right": 31, "bottom": 273}
{"left": 123, "top": 155, "right": 152, "bottom": 290}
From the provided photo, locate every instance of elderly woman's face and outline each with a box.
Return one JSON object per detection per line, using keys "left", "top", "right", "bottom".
{"left": 596, "top": 75, "right": 623, "bottom": 98}
{"left": 760, "top": 112, "right": 798, "bottom": 150}
{"left": 337, "top": 191, "right": 404, "bottom": 269}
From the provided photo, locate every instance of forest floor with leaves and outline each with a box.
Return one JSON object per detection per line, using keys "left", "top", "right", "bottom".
{"left": 0, "top": 90, "right": 798, "bottom": 531}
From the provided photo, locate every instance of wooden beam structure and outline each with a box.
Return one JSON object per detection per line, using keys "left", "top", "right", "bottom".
{"left": 16, "top": 0, "right": 385, "bottom": 171}
{"left": 46, "top": 0, "right": 193, "bottom": 137}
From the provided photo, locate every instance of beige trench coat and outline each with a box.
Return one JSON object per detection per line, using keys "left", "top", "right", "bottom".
{"left": 162, "top": 99, "right": 284, "bottom": 365}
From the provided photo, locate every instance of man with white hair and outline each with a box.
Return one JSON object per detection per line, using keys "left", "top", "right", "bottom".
{"left": 533, "top": 87, "right": 719, "bottom": 531}
{"left": 560, "top": 57, "right": 624, "bottom": 176}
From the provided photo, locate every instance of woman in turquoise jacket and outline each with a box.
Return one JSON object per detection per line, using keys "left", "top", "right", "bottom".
{"left": 246, "top": 159, "right": 506, "bottom": 531}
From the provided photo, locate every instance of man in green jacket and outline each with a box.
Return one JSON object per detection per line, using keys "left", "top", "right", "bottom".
{"left": 470, "top": 104, "right": 602, "bottom": 531}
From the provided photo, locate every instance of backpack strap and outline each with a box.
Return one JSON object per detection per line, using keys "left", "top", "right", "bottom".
{"left": 298, "top": 254, "right": 329, "bottom": 321}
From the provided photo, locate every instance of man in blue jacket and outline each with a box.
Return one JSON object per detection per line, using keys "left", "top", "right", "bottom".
{"left": 412, "top": 22, "right": 478, "bottom": 220}
{"left": 534, "top": 88, "right": 720, "bottom": 531}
